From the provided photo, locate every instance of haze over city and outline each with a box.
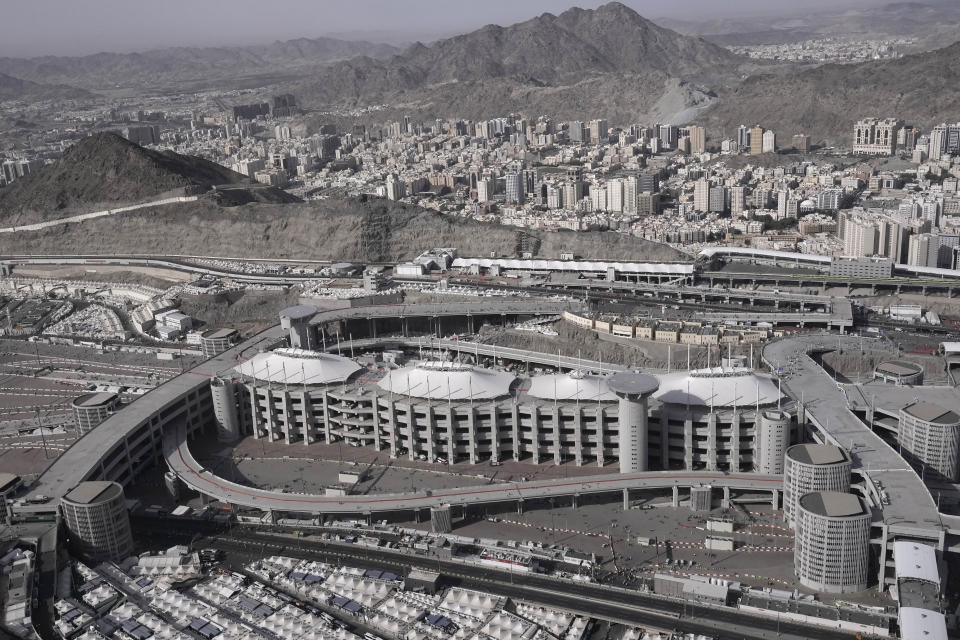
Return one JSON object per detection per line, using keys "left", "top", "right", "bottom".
{"left": 1, "top": 2, "right": 960, "bottom": 640}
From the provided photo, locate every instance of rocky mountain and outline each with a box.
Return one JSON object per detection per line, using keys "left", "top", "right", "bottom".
{"left": 0, "top": 132, "right": 288, "bottom": 221}
{"left": 296, "top": 2, "right": 741, "bottom": 110}
{"left": 0, "top": 36, "right": 399, "bottom": 90}
{"left": 0, "top": 72, "right": 91, "bottom": 101}
{"left": 703, "top": 39, "right": 960, "bottom": 144}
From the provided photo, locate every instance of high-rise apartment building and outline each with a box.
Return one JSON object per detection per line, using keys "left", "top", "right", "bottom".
{"left": 762, "top": 130, "right": 776, "bottom": 153}
{"left": 737, "top": 125, "right": 751, "bottom": 151}
{"left": 567, "top": 121, "right": 586, "bottom": 143}
{"left": 562, "top": 181, "right": 584, "bottom": 209}
{"left": 907, "top": 233, "right": 938, "bottom": 267}
{"left": 693, "top": 178, "right": 710, "bottom": 213}
{"left": 546, "top": 185, "right": 563, "bottom": 209}
{"left": 750, "top": 125, "right": 765, "bottom": 155}
{"left": 504, "top": 173, "right": 523, "bottom": 204}
{"left": 588, "top": 119, "right": 608, "bottom": 144}
{"left": 792, "top": 134, "right": 810, "bottom": 152}
{"left": 622, "top": 176, "right": 638, "bottom": 215}
{"left": 687, "top": 125, "right": 706, "bottom": 154}
{"left": 708, "top": 186, "right": 727, "bottom": 213}
{"left": 477, "top": 178, "right": 494, "bottom": 203}
{"left": 843, "top": 218, "right": 878, "bottom": 257}
{"left": 658, "top": 124, "right": 678, "bottom": 149}
{"left": 930, "top": 125, "right": 949, "bottom": 160}
{"left": 638, "top": 172, "right": 659, "bottom": 193}
{"left": 730, "top": 186, "right": 746, "bottom": 218}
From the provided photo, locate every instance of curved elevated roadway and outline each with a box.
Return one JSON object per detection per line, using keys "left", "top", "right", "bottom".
{"left": 763, "top": 334, "right": 947, "bottom": 544}
{"left": 163, "top": 420, "right": 781, "bottom": 515}
{"left": 28, "top": 300, "right": 581, "bottom": 499}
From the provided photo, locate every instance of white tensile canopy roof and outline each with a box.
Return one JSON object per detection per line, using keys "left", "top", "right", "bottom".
{"left": 234, "top": 348, "right": 361, "bottom": 385}
{"left": 526, "top": 371, "right": 618, "bottom": 401}
{"left": 377, "top": 362, "right": 516, "bottom": 400}
{"left": 654, "top": 366, "right": 782, "bottom": 408}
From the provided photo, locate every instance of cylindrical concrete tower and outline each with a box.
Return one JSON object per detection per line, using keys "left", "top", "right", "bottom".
{"left": 60, "top": 481, "right": 133, "bottom": 563}
{"left": 211, "top": 377, "right": 241, "bottom": 443}
{"left": 755, "top": 410, "right": 792, "bottom": 475}
{"left": 608, "top": 371, "right": 660, "bottom": 473}
{"left": 898, "top": 402, "right": 960, "bottom": 482}
{"left": 783, "top": 443, "right": 852, "bottom": 527}
{"left": 794, "top": 491, "right": 871, "bottom": 593}
{"left": 72, "top": 392, "right": 119, "bottom": 435}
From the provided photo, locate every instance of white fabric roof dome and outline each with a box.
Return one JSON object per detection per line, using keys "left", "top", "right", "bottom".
{"left": 234, "top": 348, "right": 361, "bottom": 385}
{"left": 527, "top": 371, "right": 618, "bottom": 401}
{"left": 378, "top": 361, "right": 516, "bottom": 400}
{"left": 654, "top": 366, "right": 782, "bottom": 408}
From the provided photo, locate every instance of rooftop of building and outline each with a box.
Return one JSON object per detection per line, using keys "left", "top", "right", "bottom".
{"left": 63, "top": 481, "right": 122, "bottom": 506}
{"left": 72, "top": 392, "right": 118, "bottom": 408}
{"left": 526, "top": 371, "right": 618, "bottom": 402}
{"left": 234, "top": 348, "right": 361, "bottom": 386}
{"left": 0, "top": 472, "right": 21, "bottom": 493}
{"left": 786, "top": 443, "right": 848, "bottom": 466}
{"left": 377, "top": 361, "right": 516, "bottom": 401}
{"left": 902, "top": 402, "right": 960, "bottom": 425}
{"left": 278, "top": 305, "right": 317, "bottom": 321}
{"left": 799, "top": 491, "right": 867, "bottom": 518}
{"left": 654, "top": 366, "right": 782, "bottom": 409}
{"left": 201, "top": 328, "right": 238, "bottom": 339}
{"left": 875, "top": 360, "right": 923, "bottom": 376}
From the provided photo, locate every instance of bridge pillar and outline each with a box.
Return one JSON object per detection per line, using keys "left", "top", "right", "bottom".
{"left": 623, "top": 488, "right": 629, "bottom": 511}
{"left": 771, "top": 488, "right": 780, "bottom": 510}
{"left": 401, "top": 317, "right": 408, "bottom": 337}
{"left": 467, "top": 314, "right": 474, "bottom": 334}
{"left": 572, "top": 494, "right": 579, "bottom": 509}
{"left": 722, "top": 486, "right": 731, "bottom": 510}
{"left": 672, "top": 485, "right": 680, "bottom": 508}
{"left": 517, "top": 499, "right": 524, "bottom": 515}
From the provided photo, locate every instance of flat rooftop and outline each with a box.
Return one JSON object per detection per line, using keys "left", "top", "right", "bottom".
{"left": 0, "top": 472, "right": 21, "bottom": 493}
{"left": 72, "top": 392, "right": 117, "bottom": 408}
{"left": 202, "top": 328, "right": 238, "bottom": 339}
{"left": 903, "top": 402, "right": 960, "bottom": 425}
{"left": 800, "top": 491, "right": 866, "bottom": 518}
{"left": 64, "top": 481, "right": 120, "bottom": 505}
{"left": 875, "top": 360, "right": 922, "bottom": 376}
{"left": 787, "top": 443, "right": 846, "bottom": 466}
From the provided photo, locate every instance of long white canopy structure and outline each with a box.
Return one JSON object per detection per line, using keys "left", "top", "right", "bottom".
{"left": 377, "top": 362, "right": 516, "bottom": 400}
{"left": 234, "top": 348, "right": 362, "bottom": 385}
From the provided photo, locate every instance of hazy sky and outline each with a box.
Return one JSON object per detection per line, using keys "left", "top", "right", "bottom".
{"left": 2, "top": 0, "right": 884, "bottom": 58}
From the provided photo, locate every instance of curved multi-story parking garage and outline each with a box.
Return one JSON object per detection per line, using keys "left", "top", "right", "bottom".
{"left": 216, "top": 324, "right": 791, "bottom": 473}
